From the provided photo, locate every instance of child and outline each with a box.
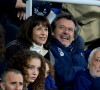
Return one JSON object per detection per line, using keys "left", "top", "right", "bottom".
{"left": 45, "top": 59, "right": 57, "bottom": 90}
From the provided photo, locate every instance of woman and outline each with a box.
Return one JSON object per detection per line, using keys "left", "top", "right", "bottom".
{"left": 6, "top": 50, "right": 46, "bottom": 90}
{"left": 6, "top": 14, "right": 53, "bottom": 64}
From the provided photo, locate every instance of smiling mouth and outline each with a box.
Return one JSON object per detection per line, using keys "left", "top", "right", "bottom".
{"left": 61, "top": 36, "right": 69, "bottom": 40}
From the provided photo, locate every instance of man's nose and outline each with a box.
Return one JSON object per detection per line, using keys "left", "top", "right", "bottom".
{"left": 15, "top": 83, "right": 22, "bottom": 90}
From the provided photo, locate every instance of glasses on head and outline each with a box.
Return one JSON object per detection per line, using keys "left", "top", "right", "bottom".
{"left": 59, "top": 25, "right": 74, "bottom": 32}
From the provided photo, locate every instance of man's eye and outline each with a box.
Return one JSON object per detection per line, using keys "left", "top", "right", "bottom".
{"left": 59, "top": 26, "right": 65, "bottom": 29}
{"left": 96, "top": 59, "right": 100, "bottom": 62}
{"left": 68, "top": 28, "right": 74, "bottom": 32}
{"left": 19, "top": 82, "right": 23, "bottom": 85}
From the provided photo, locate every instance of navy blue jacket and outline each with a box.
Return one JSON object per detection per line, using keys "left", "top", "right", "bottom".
{"left": 50, "top": 37, "right": 87, "bottom": 90}
{"left": 74, "top": 68, "right": 100, "bottom": 90}
{"left": 74, "top": 69, "right": 93, "bottom": 90}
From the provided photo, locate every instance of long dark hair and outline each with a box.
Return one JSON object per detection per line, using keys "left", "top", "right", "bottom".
{"left": 17, "top": 14, "right": 52, "bottom": 50}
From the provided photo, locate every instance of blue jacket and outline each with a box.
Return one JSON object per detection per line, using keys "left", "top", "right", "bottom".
{"left": 73, "top": 69, "right": 93, "bottom": 90}
{"left": 74, "top": 68, "right": 100, "bottom": 90}
{"left": 45, "top": 74, "right": 57, "bottom": 90}
{"left": 50, "top": 37, "right": 87, "bottom": 90}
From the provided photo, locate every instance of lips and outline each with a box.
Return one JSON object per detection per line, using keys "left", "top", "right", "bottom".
{"left": 39, "top": 37, "right": 47, "bottom": 41}
{"left": 31, "top": 77, "right": 36, "bottom": 80}
{"left": 60, "top": 34, "right": 69, "bottom": 41}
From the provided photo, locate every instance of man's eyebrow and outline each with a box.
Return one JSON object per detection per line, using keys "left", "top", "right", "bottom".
{"left": 10, "top": 82, "right": 17, "bottom": 84}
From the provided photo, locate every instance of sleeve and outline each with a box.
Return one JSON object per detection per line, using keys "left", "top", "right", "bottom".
{"left": 74, "top": 76, "right": 91, "bottom": 90}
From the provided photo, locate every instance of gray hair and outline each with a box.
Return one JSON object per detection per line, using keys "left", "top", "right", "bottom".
{"left": 51, "top": 12, "right": 79, "bottom": 39}
{"left": 1, "top": 69, "right": 23, "bottom": 83}
{"left": 88, "top": 47, "right": 100, "bottom": 64}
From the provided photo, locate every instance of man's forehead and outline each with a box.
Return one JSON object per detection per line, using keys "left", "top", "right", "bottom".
{"left": 5, "top": 72, "right": 23, "bottom": 82}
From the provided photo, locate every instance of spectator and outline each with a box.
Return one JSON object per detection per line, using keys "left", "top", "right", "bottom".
{"left": 0, "top": 69, "right": 23, "bottom": 90}
{"left": 5, "top": 14, "right": 54, "bottom": 65}
{"left": 50, "top": 12, "right": 87, "bottom": 90}
{"left": 45, "top": 59, "right": 57, "bottom": 90}
{"left": 62, "top": 4, "right": 100, "bottom": 43}
{"left": 0, "top": 0, "right": 26, "bottom": 45}
{"left": 74, "top": 47, "right": 100, "bottom": 90}
{"left": 6, "top": 50, "right": 46, "bottom": 90}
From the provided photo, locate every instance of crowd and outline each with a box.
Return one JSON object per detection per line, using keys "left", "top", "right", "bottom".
{"left": 0, "top": 0, "right": 100, "bottom": 90}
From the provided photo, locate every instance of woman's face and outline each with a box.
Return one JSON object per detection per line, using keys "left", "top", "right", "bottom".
{"left": 32, "top": 24, "right": 48, "bottom": 46}
{"left": 27, "top": 58, "right": 41, "bottom": 83}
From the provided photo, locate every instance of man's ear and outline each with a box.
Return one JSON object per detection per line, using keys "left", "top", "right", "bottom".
{"left": 88, "top": 63, "right": 90, "bottom": 69}
{"left": 0, "top": 82, "right": 5, "bottom": 90}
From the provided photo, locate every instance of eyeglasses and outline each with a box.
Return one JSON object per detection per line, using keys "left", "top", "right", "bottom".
{"left": 59, "top": 25, "right": 74, "bottom": 32}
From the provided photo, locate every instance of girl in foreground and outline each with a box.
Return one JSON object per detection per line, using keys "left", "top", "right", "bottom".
{"left": 6, "top": 50, "right": 45, "bottom": 90}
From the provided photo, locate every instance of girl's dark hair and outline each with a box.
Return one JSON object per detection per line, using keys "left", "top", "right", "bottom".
{"left": 6, "top": 50, "right": 46, "bottom": 90}
{"left": 17, "top": 14, "right": 52, "bottom": 50}
{"left": 45, "top": 59, "right": 55, "bottom": 80}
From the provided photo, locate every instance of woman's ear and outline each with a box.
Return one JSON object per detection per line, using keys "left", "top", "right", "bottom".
{"left": 88, "top": 63, "right": 90, "bottom": 69}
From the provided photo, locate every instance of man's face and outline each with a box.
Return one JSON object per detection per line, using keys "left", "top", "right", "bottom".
{"left": 88, "top": 50, "right": 100, "bottom": 77}
{"left": 2, "top": 72, "right": 23, "bottom": 90}
{"left": 53, "top": 18, "right": 75, "bottom": 47}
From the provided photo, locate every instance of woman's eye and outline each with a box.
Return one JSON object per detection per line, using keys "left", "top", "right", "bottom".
{"left": 45, "top": 28, "right": 48, "bottom": 31}
{"left": 28, "top": 67, "right": 34, "bottom": 70}
{"left": 37, "top": 67, "right": 40, "bottom": 71}
{"left": 37, "top": 28, "right": 41, "bottom": 30}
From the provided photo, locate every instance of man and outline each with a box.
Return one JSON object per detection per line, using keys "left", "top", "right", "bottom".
{"left": 0, "top": 69, "right": 23, "bottom": 90}
{"left": 62, "top": 4, "right": 100, "bottom": 43}
{"left": 50, "top": 12, "right": 87, "bottom": 90}
{"left": 74, "top": 47, "right": 100, "bottom": 90}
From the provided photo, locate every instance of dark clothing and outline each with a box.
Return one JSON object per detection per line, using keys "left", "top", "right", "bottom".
{"left": 50, "top": 37, "right": 87, "bottom": 90}
{"left": 45, "top": 74, "right": 57, "bottom": 90}
{"left": 74, "top": 69, "right": 93, "bottom": 90}
{"left": 0, "top": 0, "right": 26, "bottom": 45}
{"left": 84, "top": 38, "right": 100, "bottom": 61}
{"left": 5, "top": 40, "right": 54, "bottom": 64}
{"left": 74, "top": 68, "right": 100, "bottom": 90}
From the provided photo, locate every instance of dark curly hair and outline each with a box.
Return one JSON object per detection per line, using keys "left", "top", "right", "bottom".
{"left": 0, "top": 25, "right": 5, "bottom": 62}
{"left": 17, "top": 14, "right": 52, "bottom": 50}
{"left": 45, "top": 59, "right": 55, "bottom": 80}
{"left": 6, "top": 50, "right": 46, "bottom": 90}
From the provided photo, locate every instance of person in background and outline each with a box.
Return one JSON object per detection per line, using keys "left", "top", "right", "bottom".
{"left": 84, "top": 38, "right": 100, "bottom": 61}
{"left": 6, "top": 50, "right": 46, "bottom": 90}
{"left": 5, "top": 14, "right": 54, "bottom": 65}
{"left": 0, "top": 69, "right": 23, "bottom": 90}
{"left": 0, "top": 25, "right": 6, "bottom": 77}
{"left": 74, "top": 47, "right": 100, "bottom": 90}
{"left": 50, "top": 12, "right": 87, "bottom": 90}
{"left": 0, "top": 0, "right": 26, "bottom": 45}
{"left": 45, "top": 59, "right": 57, "bottom": 90}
